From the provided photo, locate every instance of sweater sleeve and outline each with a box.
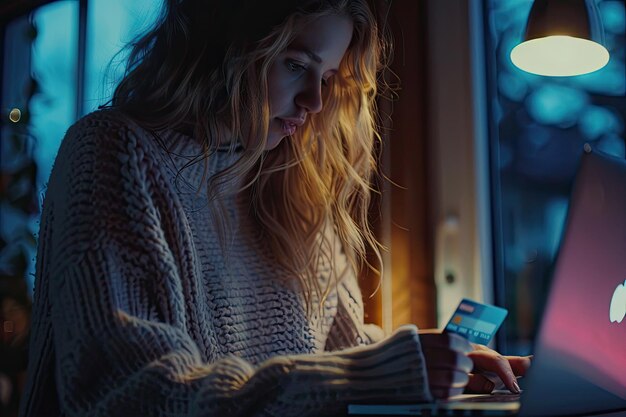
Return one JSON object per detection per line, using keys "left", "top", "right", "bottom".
{"left": 25, "top": 113, "right": 432, "bottom": 417}
{"left": 323, "top": 231, "right": 385, "bottom": 350}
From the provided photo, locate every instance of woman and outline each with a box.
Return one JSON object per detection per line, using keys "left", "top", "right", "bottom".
{"left": 20, "top": 1, "right": 529, "bottom": 416}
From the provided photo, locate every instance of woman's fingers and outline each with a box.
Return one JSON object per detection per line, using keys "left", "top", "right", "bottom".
{"left": 505, "top": 355, "right": 532, "bottom": 376}
{"left": 420, "top": 335, "right": 534, "bottom": 397}
{"left": 465, "top": 372, "right": 497, "bottom": 393}
{"left": 468, "top": 350, "right": 525, "bottom": 393}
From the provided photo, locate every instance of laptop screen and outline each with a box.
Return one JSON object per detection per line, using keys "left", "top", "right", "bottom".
{"left": 521, "top": 148, "right": 626, "bottom": 415}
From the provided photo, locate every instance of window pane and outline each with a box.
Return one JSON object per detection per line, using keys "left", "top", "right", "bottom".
{"left": 1, "top": 0, "right": 164, "bottom": 295}
{"left": 84, "top": 0, "right": 163, "bottom": 114}
{"left": 485, "top": 0, "right": 626, "bottom": 354}
{"left": 0, "top": 1, "right": 79, "bottom": 295}
{"left": 30, "top": 1, "right": 79, "bottom": 293}
{"left": 31, "top": 1, "right": 79, "bottom": 191}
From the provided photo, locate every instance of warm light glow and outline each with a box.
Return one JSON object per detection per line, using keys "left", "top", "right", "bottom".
{"left": 511, "top": 35, "right": 609, "bottom": 76}
{"left": 9, "top": 108, "right": 21, "bottom": 123}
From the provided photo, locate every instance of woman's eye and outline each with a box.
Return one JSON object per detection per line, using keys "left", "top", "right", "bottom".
{"left": 286, "top": 59, "right": 330, "bottom": 87}
{"left": 287, "top": 60, "right": 307, "bottom": 73}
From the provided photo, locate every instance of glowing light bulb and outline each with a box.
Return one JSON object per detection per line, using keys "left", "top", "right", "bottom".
{"left": 510, "top": 35, "right": 609, "bottom": 77}
{"left": 9, "top": 108, "right": 21, "bottom": 123}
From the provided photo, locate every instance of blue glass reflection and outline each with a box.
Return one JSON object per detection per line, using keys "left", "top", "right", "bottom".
{"left": 84, "top": 0, "right": 163, "bottom": 114}
{"left": 579, "top": 106, "right": 623, "bottom": 141}
{"left": 596, "top": 133, "right": 626, "bottom": 156}
{"left": 600, "top": 1, "right": 626, "bottom": 36}
{"left": 498, "top": 72, "right": 528, "bottom": 101}
{"left": 526, "top": 85, "right": 587, "bottom": 127}
{"left": 31, "top": 2, "right": 78, "bottom": 191}
{"left": 29, "top": 1, "right": 79, "bottom": 291}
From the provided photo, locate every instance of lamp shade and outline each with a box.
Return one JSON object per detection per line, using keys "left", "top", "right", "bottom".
{"left": 510, "top": 0, "right": 609, "bottom": 76}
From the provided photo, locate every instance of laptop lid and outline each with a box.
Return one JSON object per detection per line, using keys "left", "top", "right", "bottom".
{"left": 519, "top": 146, "right": 626, "bottom": 416}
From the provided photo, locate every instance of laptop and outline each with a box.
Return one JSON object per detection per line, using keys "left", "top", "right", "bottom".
{"left": 349, "top": 145, "right": 626, "bottom": 417}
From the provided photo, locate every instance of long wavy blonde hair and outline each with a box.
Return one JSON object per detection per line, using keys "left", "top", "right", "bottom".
{"left": 111, "top": 0, "right": 390, "bottom": 312}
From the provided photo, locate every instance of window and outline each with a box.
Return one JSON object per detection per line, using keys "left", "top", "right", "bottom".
{"left": 484, "top": 0, "right": 626, "bottom": 354}
{"left": 1, "top": 0, "right": 163, "bottom": 295}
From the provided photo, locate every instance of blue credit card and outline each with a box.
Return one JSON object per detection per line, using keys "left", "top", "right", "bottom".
{"left": 444, "top": 298, "right": 508, "bottom": 345}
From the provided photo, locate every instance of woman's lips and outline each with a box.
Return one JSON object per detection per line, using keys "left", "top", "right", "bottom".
{"left": 279, "top": 119, "right": 297, "bottom": 136}
{"left": 277, "top": 118, "right": 304, "bottom": 136}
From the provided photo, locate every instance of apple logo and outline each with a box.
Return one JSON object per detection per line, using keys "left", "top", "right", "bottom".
{"left": 609, "top": 280, "right": 626, "bottom": 323}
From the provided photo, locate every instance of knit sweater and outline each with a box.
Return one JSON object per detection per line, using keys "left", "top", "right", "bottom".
{"left": 20, "top": 110, "right": 432, "bottom": 417}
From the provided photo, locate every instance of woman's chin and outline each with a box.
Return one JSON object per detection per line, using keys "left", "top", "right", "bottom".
{"left": 264, "top": 134, "right": 287, "bottom": 151}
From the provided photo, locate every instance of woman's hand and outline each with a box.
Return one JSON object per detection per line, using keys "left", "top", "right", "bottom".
{"left": 419, "top": 331, "right": 474, "bottom": 399}
{"left": 464, "top": 343, "right": 532, "bottom": 394}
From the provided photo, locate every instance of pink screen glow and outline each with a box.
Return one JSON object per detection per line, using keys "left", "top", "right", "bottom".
{"left": 538, "top": 153, "right": 626, "bottom": 400}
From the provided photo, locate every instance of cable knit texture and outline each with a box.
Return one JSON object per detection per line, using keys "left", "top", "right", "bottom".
{"left": 20, "top": 110, "right": 432, "bottom": 417}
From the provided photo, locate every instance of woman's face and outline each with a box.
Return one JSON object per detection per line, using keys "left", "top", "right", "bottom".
{"left": 265, "top": 13, "right": 354, "bottom": 150}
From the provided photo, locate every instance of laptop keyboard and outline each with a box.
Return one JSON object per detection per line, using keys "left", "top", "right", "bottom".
{"left": 460, "top": 392, "right": 521, "bottom": 403}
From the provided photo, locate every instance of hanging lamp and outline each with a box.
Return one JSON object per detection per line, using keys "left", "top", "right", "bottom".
{"left": 510, "top": 0, "right": 609, "bottom": 76}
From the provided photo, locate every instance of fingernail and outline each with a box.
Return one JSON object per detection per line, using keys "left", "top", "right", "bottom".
{"left": 513, "top": 381, "right": 521, "bottom": 394}
{"left": 484, "top": 380, "right": 495, "bottom": 392}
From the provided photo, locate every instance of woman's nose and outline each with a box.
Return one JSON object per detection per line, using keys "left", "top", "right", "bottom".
{"left": 295, "top": 77, "right": 323, "bottom": 114}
